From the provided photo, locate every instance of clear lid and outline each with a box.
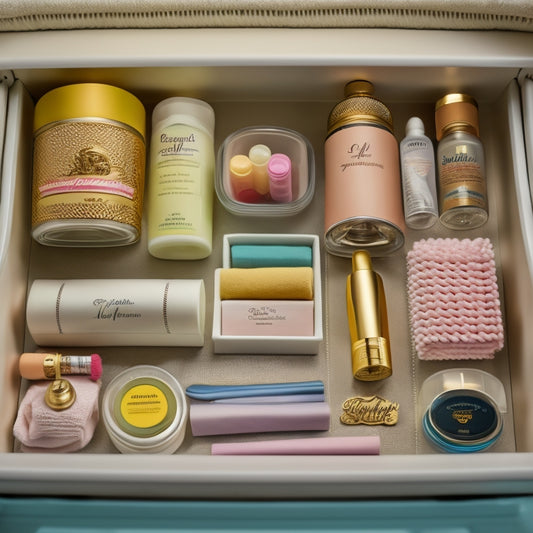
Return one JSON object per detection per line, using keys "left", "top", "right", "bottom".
{"left": 418, "top": 368, "right": 507, "bottom": 415}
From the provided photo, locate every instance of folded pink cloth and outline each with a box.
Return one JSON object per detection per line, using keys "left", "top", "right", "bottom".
{"left": 407, "top": 238, "right": 504, "bottom": 360}
{"left": 13, "top": 377, "right": 100, "bottom": 453}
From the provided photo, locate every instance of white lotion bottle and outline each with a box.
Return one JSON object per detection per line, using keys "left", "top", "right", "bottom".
{"left": 148, "top": 97, "right": 215, "bottom": 260}
{"left": 399, "top": 117, "right": 438, "bottom": 230}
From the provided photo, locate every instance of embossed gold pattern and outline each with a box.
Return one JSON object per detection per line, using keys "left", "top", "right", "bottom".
{"left": 340, "top": 395, "right": 399, "bottom": 426}
{"left": 32, "top": 120, "right": 145, "bottom": 235}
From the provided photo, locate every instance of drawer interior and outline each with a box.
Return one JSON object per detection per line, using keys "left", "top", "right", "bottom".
{"left": 1, "top": 29, "right": 533, "bottom": 497}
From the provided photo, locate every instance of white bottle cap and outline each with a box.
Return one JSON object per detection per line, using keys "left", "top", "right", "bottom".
{"left": 152, "top": 97, "right": 215, "bottom": 138}
{"left": 405, "top": 116, "right": 425, "bottom": 137}
{"left": 248, "top": 144, "right": 271, "bottom": 165}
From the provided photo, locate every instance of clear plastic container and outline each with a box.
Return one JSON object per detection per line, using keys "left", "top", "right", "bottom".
{"left": 216, "top": 126, "right": 315, "bottom": 216}
{"left": 418, "top": 369, "right": 507, "bottom": 453}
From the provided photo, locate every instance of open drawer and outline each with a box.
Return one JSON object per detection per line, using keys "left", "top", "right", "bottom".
{"left": 1, "top": 28, "right": 533, "bottom": 499}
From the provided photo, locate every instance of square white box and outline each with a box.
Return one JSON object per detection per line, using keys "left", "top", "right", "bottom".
{"left": 212, "top": 233, "right": 323, "bottom": 354}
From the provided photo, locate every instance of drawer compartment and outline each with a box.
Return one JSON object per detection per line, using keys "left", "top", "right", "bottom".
{"left": 1, "top": 28, "right": 533, "bottom": 499}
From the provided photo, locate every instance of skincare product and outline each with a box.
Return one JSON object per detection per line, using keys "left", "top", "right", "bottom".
{"left": 248, "top": 143, "right": 271, "bottom": 195}
{"left": 26, "top": 279, "right": 205, "bottom": 347}
{"left": 268, "top": 153, "right": 293, "bottom": 203}
{"left": 346, "top": 250, "right": 392, "bottom": 381}
{"left": 19, "top": 352, "right": 102, "bottom": 381}
{"left": 221, "top": 300, "right": 314, "bottom": 336}
{"left": 400, "top": 117, "right": 438, "bottom": 229}
{"left": 324, "top": 80, "right": 405, "bottom": 257}
{"left": 435, "top": 93, "right": 488, "bottom": 229}
{"left": 32, "top": 83, "right": 146, "bottom": 247}
{"left": 406, "top": 238, "right": 503, "bottom": 360}
{"left": 102, "top": 365, "right": 187, "bottom": 454}
{"left": 419, "top": 369, "right": 507, "bottom": 453}
{"left": 229, "top": 154, "right": 255, "bottom": 201}
{"left": 148, "top": 97, "right": 215, "bottom": 260}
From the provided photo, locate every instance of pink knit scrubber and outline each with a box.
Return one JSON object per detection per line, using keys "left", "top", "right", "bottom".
{"left": 407, "top": 238, "right": 504, "bottom": 360}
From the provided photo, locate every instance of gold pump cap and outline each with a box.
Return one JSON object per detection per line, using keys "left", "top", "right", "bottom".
{"left": 327, "top": 80, "right": 394, "bottom": 135}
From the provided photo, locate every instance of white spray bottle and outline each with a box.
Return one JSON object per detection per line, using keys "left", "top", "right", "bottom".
{"left": 400, "top": 117, "right": 438, "bottom": 230}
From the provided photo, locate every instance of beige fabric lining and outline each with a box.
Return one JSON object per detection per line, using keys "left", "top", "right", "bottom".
{"left": 1, "top": 0, "right": 533, "bottom": 32}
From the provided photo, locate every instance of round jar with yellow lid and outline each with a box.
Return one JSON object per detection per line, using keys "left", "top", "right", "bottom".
{"left": 32, "top": 83, "right": 146, "bottom": 247}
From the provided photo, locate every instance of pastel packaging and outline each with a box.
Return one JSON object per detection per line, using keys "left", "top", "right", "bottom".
{"left": 26, "top": 279, "right": 205, "bottom": 347}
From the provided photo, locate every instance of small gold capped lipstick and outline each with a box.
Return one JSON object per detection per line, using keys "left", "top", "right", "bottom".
{"left": 346, "top": 250, "right": 392, "bottom": 381}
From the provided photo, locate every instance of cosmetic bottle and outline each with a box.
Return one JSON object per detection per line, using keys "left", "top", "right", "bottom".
{"left": 400, "top": 117, "right": 438, "bottom": 230}
{"left": 248, "top": 144, "right": 271, "bottom": 196}
{"left": 268, "top": 153, "right": 293, "bottom": 203}
{"left": 324, "top": 80, "right": 405, "bottom": 257}
{"left": 229, "top": 154, "right": 255, "bottom": 201}
{"left": 435, "top": 93, "right": 488, "bottom": 230}
{"left": 346, "top": 250, "right": 392, "bottom": 381}
{"left": 147, "top": 97, "right": 215, "bottom": 260}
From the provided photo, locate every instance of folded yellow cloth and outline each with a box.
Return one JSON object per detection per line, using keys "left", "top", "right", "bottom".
{"left": 219, "top": 267, "right": 313, "bottom": 300}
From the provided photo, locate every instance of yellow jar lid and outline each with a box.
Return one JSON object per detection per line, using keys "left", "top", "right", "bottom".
{"left": 34, "top": 83, "right": 146, "bottom": 139}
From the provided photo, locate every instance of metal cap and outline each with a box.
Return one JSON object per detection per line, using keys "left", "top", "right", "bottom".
{"left": 327, "top": 80, "right": 393, "bottom": 135}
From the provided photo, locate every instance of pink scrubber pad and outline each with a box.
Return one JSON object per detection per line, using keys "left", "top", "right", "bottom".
{"left": 407, "top": 238, "right": 504, "bottom": 360}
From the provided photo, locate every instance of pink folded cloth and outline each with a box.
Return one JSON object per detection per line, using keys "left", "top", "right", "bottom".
{"left": 13, "top": 377, "right": 100, "bottom": 453}
{"left": 407, "top": 238, "right": 504, "bottom": 360}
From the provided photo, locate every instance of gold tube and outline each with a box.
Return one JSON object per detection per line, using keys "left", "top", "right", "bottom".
{"left": 346, "top": 250, "right": 392, "bottom": 381}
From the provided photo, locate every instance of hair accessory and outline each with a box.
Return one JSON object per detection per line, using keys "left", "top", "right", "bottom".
{"left": 13, "top": 376, "right": 100, "bottom": 452}
{"left": 407, "top": 238, "right": 504, "bottom": 360}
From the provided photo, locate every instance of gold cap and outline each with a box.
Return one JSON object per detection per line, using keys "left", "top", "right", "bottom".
{"left": 352, "top": 337, "right": 392, "bottom": 381}
{"left": 435, "top": 93, "right": 479, "bottom": 141}
{"left": 34, "top": 83, "right": 146, "bottom": 139}
{"left": 45, "top": 378, "right": 76, "bottom": 410}
{"left": 327, "top": 80, "right": 393, "bottom": 135}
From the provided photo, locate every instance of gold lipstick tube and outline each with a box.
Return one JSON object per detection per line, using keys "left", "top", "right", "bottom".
{"left": 346, "top": 250, "right": 392, "bottom": 381}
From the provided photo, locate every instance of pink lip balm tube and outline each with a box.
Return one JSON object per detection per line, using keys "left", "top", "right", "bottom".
{"left": 211, "top": 435, "right": 380, "bottom": 455}
{"left": 267, "top": 153, "right": 293, "bottom": 203}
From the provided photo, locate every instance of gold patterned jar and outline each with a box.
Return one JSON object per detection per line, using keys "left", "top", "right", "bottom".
{"left": 32, "top": 83, "right": 146, "bottom": 246}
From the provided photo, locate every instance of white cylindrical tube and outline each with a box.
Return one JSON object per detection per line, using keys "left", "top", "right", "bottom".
{"left": 26, "top": 279, "right": 205, "bottom": 346}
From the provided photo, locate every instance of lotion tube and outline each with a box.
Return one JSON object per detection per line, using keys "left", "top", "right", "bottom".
{"left": 26, "top": 279, "right": 205, "bottom": 346}
{"left": 346, "top": 251, "right": 392, "bottom": 381}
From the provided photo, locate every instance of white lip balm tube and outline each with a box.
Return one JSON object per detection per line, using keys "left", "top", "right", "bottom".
{"left": 26, "top": 279, "right": 205, "bottom": 347}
